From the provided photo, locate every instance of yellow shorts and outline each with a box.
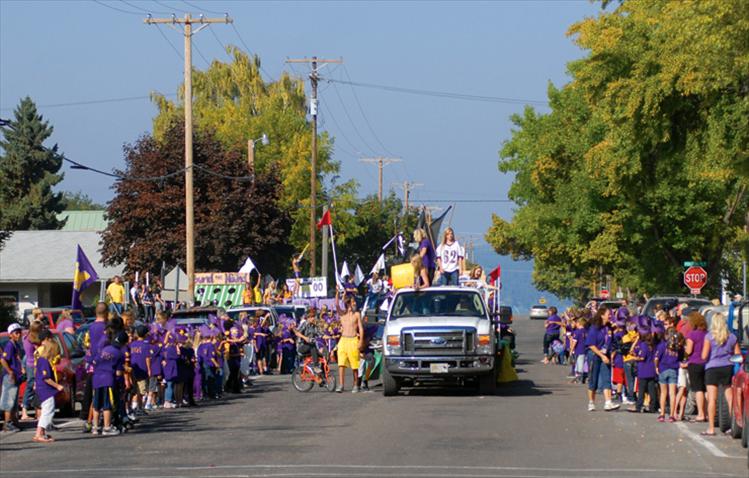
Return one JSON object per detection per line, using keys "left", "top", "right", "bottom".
{"left": 337, "top": 337, "right": 360, "bottom": 369}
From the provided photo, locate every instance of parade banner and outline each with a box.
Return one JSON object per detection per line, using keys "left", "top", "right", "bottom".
{"left": 195, "top": 272, "right": 250, "bottom": 285}
{"left": 194, "top": 272, "right": 251, "bottom": 307}
{"left": 285, "top": 276, "right": 327, "bottom": 298}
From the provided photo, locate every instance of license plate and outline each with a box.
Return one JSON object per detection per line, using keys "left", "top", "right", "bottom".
{"left": 430, "top": 363, "right": 449, "bottom": 373}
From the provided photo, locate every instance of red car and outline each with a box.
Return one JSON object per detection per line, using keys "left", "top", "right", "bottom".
{"left": 0, "top": 328, "right": 88, "bottom": 417}
{"left": 34, "top": 308, "right": 86, "bottom": 330}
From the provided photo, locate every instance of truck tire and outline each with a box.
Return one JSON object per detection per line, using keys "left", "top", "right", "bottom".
{"left": 730, "top": 400, "right": 742, "bottom": 439}
{"left": 478, "top": 372, "right": 496, "bottom": 395}
{"left": 742, "top": 414, "right": 748, "bottom": 448}
{"left": 382, "top": 367, "right": 400, "bottom": 397}
{"left": 719, "top": 387, "right": 731, "bottom": 434}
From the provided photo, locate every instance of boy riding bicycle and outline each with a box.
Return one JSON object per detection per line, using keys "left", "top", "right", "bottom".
{"left": 293, "top": 308, "right": 322, "bottom": 374}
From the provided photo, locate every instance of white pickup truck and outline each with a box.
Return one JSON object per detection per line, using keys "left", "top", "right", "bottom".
{"left": 381, "top": 286, "right": 498, "bottom": 396}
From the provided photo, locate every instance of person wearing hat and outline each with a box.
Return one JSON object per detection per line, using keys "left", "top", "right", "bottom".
{"left": 1, "top": 323, "right": 24, "bottom": 432}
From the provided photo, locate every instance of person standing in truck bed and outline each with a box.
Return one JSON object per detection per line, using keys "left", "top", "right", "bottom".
{"left": 335, "top": 287, "right": 364, "bottom": 393}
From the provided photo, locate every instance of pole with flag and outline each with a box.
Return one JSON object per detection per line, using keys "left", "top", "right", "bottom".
{"left": 489, "top": 264, "right": 501, "bottom": 314}
{"left": 317, "top": 209, "right": 341, "bottom": 288}
{"left": 72, "top": 245, "right": 99, "bottom": 310}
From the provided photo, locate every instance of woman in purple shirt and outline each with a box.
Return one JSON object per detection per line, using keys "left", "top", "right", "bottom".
{"left": 684, "top": 312, "right": 708, "bottom": 422}
{"left": 700, "top": 313, "right": 740, "bottom": 436}
{"left": 584, "top": 307, "right": 619, "bottom": 412}
{"left": 414, "top": 228, "right": 436, "bottom": 284}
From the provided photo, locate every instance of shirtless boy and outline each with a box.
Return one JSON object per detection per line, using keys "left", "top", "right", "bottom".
{"left": 335, "top": 287, "right": 364, "bottom": 393}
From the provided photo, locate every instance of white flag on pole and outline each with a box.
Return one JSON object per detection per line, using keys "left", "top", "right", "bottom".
{"left": 370, "top": 253, "right": 386, "bottom": 275}
{"left": 354, "top": 264, "right": 365, "bottom": 286}
{"left": 340, "top": 261, "right": 351, "bottom": 281}
{"left": 238, "top": 257, "right": 258, "bottom": 274}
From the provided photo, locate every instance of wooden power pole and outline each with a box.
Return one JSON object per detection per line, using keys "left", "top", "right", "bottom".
{"left": 285, "top": 56, "right": 342, "bottom": 276}
{"left": 145, "top": 14, "right": 232, "bottom": 304}
{"left": 359, "top": 157, "right": 401, "bottom": 202}
{"left": 398, "top": 180, "right": 422, "bottom": 211}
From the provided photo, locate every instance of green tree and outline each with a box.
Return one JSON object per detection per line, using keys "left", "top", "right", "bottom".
{"left": 487, "top": 0, "right": 749, "bottom": 300}
{"left": 0, "top": 97, "right": 66, "bottom": 238}
{"left": 100, "top": 122, "right": 293, "bottom": 277}
{"left": 62, "top": 191, "right": 105, "bottom": 210}
{"left": 150, "top": 48, "right": 345, "bottom": 256}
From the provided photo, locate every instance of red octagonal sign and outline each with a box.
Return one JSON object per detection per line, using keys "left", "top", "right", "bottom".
{"left": 684, "top": 266, "right": 708, "bottom": 294}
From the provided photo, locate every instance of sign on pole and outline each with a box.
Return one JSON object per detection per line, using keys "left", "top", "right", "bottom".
{"left": 600, "top": 289, "right": 610, "bottom": 299}
{"left": 683, "top": 266, "right": 708, "bottom": 295}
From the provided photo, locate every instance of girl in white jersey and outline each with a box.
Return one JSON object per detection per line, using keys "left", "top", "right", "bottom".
{"left": 436, "top": 227, "right": 464, "bottom": 286}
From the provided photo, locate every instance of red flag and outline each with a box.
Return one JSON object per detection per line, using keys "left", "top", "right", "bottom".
{"left": 316, "top": 210, "right": 331, "bottom": 230}
{"left": 488, "top": 265, "right": 501, "bottom": 284}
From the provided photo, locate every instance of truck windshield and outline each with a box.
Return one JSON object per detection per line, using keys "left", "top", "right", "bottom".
{"left": 390, "top": 291, "right": 486, "bottom": 320}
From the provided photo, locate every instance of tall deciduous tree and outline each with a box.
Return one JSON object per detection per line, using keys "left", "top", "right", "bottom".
{"left": 150, "top": 48, "right": 352, "bottom": 255}
{"left": 0, "top": 96, "right": 66, "bottom": 242}
{"left": 487, "top": 0, "right": 749, "bottom": 300}
{"left": 100, "top": 122, "right": 293, "bottom": 277}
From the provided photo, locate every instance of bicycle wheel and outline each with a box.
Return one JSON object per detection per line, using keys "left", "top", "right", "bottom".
{"left": 291, "top": 366, "right": 314, "bottom": 392}
{"left": 324, "top": 368, "right": 337, "bottom": 392}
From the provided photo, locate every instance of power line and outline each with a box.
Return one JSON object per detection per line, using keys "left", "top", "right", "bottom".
{"left": 182, "top": 0, "right": 227, "bottom": 15}
{"left": 323, "top": 77, "right": 548, "bottom": 106}
{"left": 193, "top": 40, "right": 211, "bottom": 67}
{"left": 153, "top": 0, "right": 188, "bottom": 13}
{"left": 209, "top": 25, "right": 231, "bottom": 59}
{"left": 230, "top": 23, "right": 274, "bottom": 81}
{"left": 319, "top": 101, "right": 365, "bottom": 157}
{"left": 64, "top": 157, "right": 189, "bottom": 181}
{"left": 93, "top": 0, "right": 143, "bottom": 15}
{"left": 330, "top": 80, "right": 378, "bottom": 155}
{"left": 0, "top": 93, "right": 177, "bottom": 111}
{"left": 155, "top": 24, "right": 184, "bottom": 60}
{"left": 120, "top": 0, "right": 170, "bottom": 14}
{"left": 342, "top": 65, "right": 397, "bottom": 158}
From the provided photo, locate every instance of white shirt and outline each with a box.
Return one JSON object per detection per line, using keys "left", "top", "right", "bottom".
{"left": 367, "top": 278, "right": 383, "bottom": 294}
{"left": 436, "top": 241, "right": 463, "bottom": 273}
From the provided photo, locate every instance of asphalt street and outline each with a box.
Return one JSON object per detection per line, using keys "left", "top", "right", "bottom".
{"left": 1, "top": 317, "right": 747, "bottom": 478}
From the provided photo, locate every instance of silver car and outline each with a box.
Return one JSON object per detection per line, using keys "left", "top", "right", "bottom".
{"left": 529, "top": 304, "right": 549, "bottom": 320}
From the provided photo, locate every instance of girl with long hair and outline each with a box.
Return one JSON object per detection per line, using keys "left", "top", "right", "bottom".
{"left": 700, "top": 313, "right": 740, "bottom": 436}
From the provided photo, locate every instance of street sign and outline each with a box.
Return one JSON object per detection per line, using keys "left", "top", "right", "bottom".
{"left": 539, "top": 297, "right": 547, "bottom": 305}
{"left": 683, "top": 266, "right": 708, "bottom": 295}
{"left": 683, "top": 261, "right": 707, "bottom": 268}
{"left": 600, "top": 289, "right": 610, "bottom": 299}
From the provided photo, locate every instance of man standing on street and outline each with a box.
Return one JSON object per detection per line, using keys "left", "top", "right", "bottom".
{"left": 107, "top": 276, "right": 126, "bottom": 316}
{"left": 335, "top": 288, "right": 364, "bottom": 393}
{"left": 0, "top": 324, "right": 24, "bottom": 433}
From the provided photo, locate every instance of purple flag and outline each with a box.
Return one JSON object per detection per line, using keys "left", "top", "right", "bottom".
{"left": 72, "top": 245, "right": 99, "bottom": 310}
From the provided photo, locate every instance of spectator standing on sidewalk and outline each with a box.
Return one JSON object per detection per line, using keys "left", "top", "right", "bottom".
{"left": 585, "top": 307, "right": 620, "bottom": 412}
{"left": 542, "top": 307, "right": 562, "bottom": 365}
{"left": 106, "top": 276, "right": 126, "bottom": 316}
{"left": 700, "top": 313, "right": 740, "bottom": 436}
{"left": 0, "top": 323, "right": 24, "bottom": 433}
{"left": 684, "top": 312, "right": 708, "bottom": 422}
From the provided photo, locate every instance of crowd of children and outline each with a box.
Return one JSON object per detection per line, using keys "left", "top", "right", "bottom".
{"left": 543, "top": 301, "right": 741, "bottom": 434}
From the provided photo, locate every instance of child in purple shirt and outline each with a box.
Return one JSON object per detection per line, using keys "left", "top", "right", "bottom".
{"left": 91, "top": 334, "right": 125, "bottom": 436}
{"left": 656, "top": 328, "right": 683, "bottom": 422}
{"left": 630, "top": 328, "right": 657, "bottom": 414}
{"left": 128, "top": 326, "right": 150, "bottom": 413}
{"left": 162, "top": 333, "right": 180, "bottom": 408}
{"left": 33, "top": 331, "right": 64, "bottom": 443}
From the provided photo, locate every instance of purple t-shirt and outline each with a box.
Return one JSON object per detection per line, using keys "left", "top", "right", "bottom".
{"left": 655, "top": 340, "right": 681, "bottom": 372}
{"left": 86, "top": 320, "right": 107, "bottom": 366}
{"left": 149, "top": 343, "right": 162, "bottom": 377}
{"left": 128, "top": 339, "right": 149, "bottom": 380}
{"left": 705, "top": 333, "right": 737, "bottom": 370}
{"left": 545, "top": 315, "right": 562, "bottom": 335}
{"left": 1, "top": 340, "right": 23, "bottom": 380}
{"left": 612, "top": 330, "right": 626, "bottom": 368}
{"left": 419, "top": 239, "right": 436, "bottom": 269}
{"left": 35, "top": 356, "right": 60, "bottom": 403}
{"left": 92, "top": 344, "right": 124, "bottom": 389}
{"left": 162, "top": 343, "right": 179, "bottom": 381}
{"left": 572, "top": 328, "right": 587, "bottom": 355}
{"left": 634, "top": 341, "right": 656, "bottom": 379}
{"left": 585, "top": 325, "right": 609, "bottom": 355}
{"left": 22, "top": 336, "right": 37, "bottom": 368}
{"left": 56, "top": 319, "right": 74, "bottom": 332}
{"left": 197, "top": 342, "right": 215, "bottom": 368}
{"left": 687, "top": 329, "right": 707, "bottom": 365}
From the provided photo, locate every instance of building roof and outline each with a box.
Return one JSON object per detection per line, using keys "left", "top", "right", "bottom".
{"left": 0, "top": 231, "right": 122, "bottom": 283}
{"left": 57, "top": 210, "right": 107, "bottom": 232}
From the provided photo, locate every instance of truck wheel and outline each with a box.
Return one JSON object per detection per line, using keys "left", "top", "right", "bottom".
{"left": 60, "top": 382, "right": 75, "bottom": 417}
{"left": 382, "top": 368, "right": 400, "bottom": 397}
{"left": 719, "top": 388, "right": 731, "bottom": 434}
{"left": 478, "top": 372, "right": 496, "bottom": 395}
{"left": 742, "top": 414, "right": 748, "bottom": 448}
{"left": 730, "top": 399, "right": 742, "bottom": 439}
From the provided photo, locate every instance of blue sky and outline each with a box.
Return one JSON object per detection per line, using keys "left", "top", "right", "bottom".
{"left": 1, "top": 0, "right": 600, "bottom": 305}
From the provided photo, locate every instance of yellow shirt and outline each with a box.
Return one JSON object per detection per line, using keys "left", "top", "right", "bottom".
{"left": 253, "top": 284, "right": 262, "bottom": 304}
{"left": 623, "top": 331, "right": 639, "bottom": 362}
{"left": 107, "top": 282, "right": 125, "bottom": 304}
{"left": 241, "top": 288, "right": 253, "bottom": 305}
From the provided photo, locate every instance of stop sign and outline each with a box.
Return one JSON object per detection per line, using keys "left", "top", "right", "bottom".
{"left": 600, "top": 289, "right": 610, "bottom": 299}
{"left": 684, "top": 266, "right": 707, "bottom": 294}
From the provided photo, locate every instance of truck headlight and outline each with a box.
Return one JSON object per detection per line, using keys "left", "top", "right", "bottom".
{"left": 385, "top": 335, "right": 401, "bottom": 355}
{"left": 476, "top": 334, "right": 492, "bottom": 355}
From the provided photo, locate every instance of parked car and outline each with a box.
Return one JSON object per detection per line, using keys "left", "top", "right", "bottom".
{"left": 272, "top": 305, "right": 304, "bottom": 323}
{"left": 24, "top": 307, "right": 86, "bottom": 330}
{"left": 0, "top": 328, "right": 88, "bottom": 417}
{"left": 642, "top": 296, "right": 711, "bottom": 318}
{"left": 529, "top": 304, "right": 549, "bottom": 320}
{"left": 728, "top": 301, "right": 749, "bottom": 450}
{"left": 226, "top": 305, "right": 278, "bottom": 331}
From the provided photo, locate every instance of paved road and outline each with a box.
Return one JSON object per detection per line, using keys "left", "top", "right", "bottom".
{"left": 1, "top": 317, "right": 747, "bottom": 478}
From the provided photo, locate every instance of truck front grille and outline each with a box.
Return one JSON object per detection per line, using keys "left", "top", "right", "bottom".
{"left": 402, "top": 328, "right": 475, "bottom": 355}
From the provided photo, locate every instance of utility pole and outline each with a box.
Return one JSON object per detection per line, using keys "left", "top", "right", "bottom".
{"left": 396, "top": 180, "right": 422, "bottom": 212}
{"left": 145, "top": 13, "right": 232, "bottom": 304}
{"left": 360, "top": 157, "right": 401, "bottom": 202}
{"left": 286, "top": 57, "right": 342, "bottom": 276}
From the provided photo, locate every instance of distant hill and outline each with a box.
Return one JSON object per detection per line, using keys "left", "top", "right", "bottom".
{"left": 473, "top": 243, "right": 572, "bottom": 314}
